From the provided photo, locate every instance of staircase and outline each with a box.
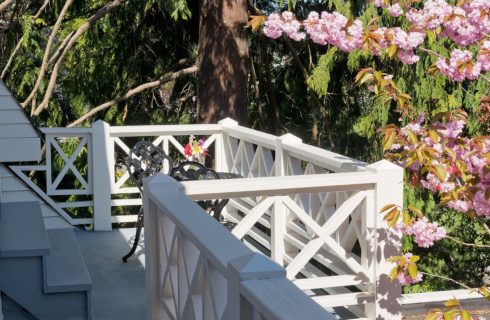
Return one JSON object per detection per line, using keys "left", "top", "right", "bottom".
{"left": 0, "top": 201, "right": 92, "bottom": 320}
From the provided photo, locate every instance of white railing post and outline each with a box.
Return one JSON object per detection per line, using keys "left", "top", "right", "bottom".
{"left": 272, "top": 133, "right": 301, "bottom": 265}
{"left": 365, "top": 160, "right": 403, "bottom": 320}
{"left": 217, "top": 118, "right": 238, "bottom": 172}
{"left": 91, "top": 120, "right": 113, "bottom": 231}
{"left": 226, "top": 253, "right": 286, "bottom": 319}
{"left": 144, "top": 174, "right": 180, "bottom": 320}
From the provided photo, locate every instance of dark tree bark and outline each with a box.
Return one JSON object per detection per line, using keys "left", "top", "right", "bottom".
{"left": 197, "top": 0, "right": 249, "bottom": 124}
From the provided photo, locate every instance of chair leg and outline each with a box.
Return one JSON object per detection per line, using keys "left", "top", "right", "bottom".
{"left": 122, "top": 208, "right": 144, "bottom": 262}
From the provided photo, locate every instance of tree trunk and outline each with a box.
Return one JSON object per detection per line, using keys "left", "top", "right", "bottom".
{"left": 197, "top": 0, "right": 249, "bottom": 124}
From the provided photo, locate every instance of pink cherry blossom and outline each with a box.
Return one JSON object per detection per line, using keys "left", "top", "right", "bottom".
{"left": 396, "top": 217, "right": 447, "bottom": 248}
{"left": 436, "top": 49, "right": 481, "bottom": 82}
{"left": 388, "top": 3, "right": 404, "bottom": 17}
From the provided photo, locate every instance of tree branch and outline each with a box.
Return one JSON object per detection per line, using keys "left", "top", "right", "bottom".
{"left": 446, "top": 235, "right": 490, "bottom": 248}
{"left": 0, "top": 0, "right": 13, "bottom": 13}
{"left": 67, "top": 65, "right": 198, "bottom": 127}
{"left": 48, "top": 31, "right": 75, "bottom": 65}
{"left": 23, "top": 0, "right": 75, "bottom": 109}
{"left": 33, "top": 0, "right": 126, "bottom": 117}
{"left": 1, "top": 0, "right": 50, "bottom": 79}
{"left": 419, "top": 272, "right": 472, "bottom": 290}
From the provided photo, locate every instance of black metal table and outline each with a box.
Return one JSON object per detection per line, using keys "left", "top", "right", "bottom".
{"left": 122, "top": 160, "right": 240, "bottom": 262}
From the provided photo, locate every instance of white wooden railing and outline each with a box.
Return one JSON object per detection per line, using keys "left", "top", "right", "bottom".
{"left": 144, "top": 174, "right": 334, "bottom": 320}
{"left": 9, "top": 118, "right": 406, "bottom": 319}
{"left": 144, "top": 157, "right": 403, "bottom": 319}
{"left": 10, "top": 118, "right": 370, "bottom": 228}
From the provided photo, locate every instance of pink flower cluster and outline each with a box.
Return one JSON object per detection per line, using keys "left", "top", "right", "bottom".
{"left": 396, "top": 118, "right": 490, "bottom": 217}
{"left": 396, "top": 217, "right": 447, "bottom": 248}
{"left": 436, "top": 50, "right": 481, "bottom": 82}
{"left": 396, "top": 253, "right": 423, "bottom": 285}
{"left": 263, "top": 0, "right": 490, "bottom": 81}
{"left": 303, "top": 12, "right": 364, "bottom": 52}
{"left": 382, "top": 0, "right": 490, "bottom": 46}
{"left": 263, "top": 12, "right": 305, "bottom": 41}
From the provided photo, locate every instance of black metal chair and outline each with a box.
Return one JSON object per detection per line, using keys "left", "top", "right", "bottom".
{"left": 122, "top": 141, "right": 173, "bottom": 262}
{"left": 170, "top": 161, "right": 230, "bottom": 222}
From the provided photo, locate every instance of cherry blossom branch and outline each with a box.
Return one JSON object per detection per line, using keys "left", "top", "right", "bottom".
{"left": 418, "top": 47, "right": 445, "bottom": 59}
{"left": 419, "top": 272, "right": 472, "bottom": 290}
{"left": 67, "top": 65, "right": 198, "bottom": 127}
{"left": 445, "top": 235, "right": 490, "bottom": 248}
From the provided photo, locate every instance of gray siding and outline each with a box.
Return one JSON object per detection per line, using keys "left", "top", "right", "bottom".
{"left": 0, "top": 164, "right": 71, "bottom": 229}
{"left": 0, "top": 81, "right": 41, "bottom": 162}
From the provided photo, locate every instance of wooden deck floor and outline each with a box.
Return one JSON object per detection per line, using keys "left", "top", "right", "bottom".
{"left": 75, "top": 228, "right": 146, "bottom": 320}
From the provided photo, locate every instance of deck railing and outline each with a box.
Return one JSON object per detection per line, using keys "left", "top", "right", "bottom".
{"left": 10, "top": 118, "right": 369, "bottom": 228}
{"left": 9, "top": 118, "right": 404, "bottom": 319}
{"left": 144, "top": 174, "right": 334, "bottom": 320}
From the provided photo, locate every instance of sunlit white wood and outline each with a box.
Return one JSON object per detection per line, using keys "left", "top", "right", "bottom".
{"left": 221, "top": 123, "right": 276, "bottom": 150}
{"left": 284, "top": 192, "right": 367, "bottom": 278}
{"left": 312, "top": 292, "right": 374, "bottom": 308}
{"left": 9, "top": 166, "right": 76, "bottom": 225}
{"left": 110, "top": 215, "right": 138, "bottom": 223}
{"left": 49, "top": 137, "right": 89, "bottom": 191}
{"left": 364, "top": 160, "right": 403, "bottom": 320}
{"left": 113, "top": 136, "right": 130, "bottom": 154}
{"left": 110, "top": 198, "right": 142, "bottom": 206}
{"left": 92, "top": 120, "right": 113, "bottom": 230}
{"left": 57, "top": 201, "right": 93, "bottom": 208}
{"left": 283, "top": 141, "right": 368, "bottom": 173}
{"left": 109, "top": 123, "right": 221, "bottom": 137}
{"left": 145, "top": 174, "right": 334, "bottom": 320}
{"left": 231, "top": 197, "right": 275, "bottom": 240}
{"left": 41, "top": 127, "right": 92, "bottom": 134}
{"left": 293, "top": 275, "right": 367, "bottom": 290}
{"left": 180, "top": 172, "right": 377, "bottom": 201}
{"left": 167, "top": 136, "right": 185, "bottom": 155}
{"left": 115, "top": 187, "right": 139, "bottom": 194}
{"left": 401, "top": 289, "right": 484, "bottom": 304}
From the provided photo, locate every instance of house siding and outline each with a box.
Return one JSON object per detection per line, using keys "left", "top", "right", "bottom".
{"left": 0, "top": 81, "right": 41, "bottom": 162}
{"left": 0, "top": 164, "right": 71, "bottom": 229}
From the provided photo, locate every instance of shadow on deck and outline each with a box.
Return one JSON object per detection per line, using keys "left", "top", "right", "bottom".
{"left": 75, "top": 228, "right": 146, "bottom": 320}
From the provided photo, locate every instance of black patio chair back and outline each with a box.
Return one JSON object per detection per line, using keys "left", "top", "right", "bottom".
{"left": 170, "top": 161, "right": 229, "bottom": 221}
{"left": 126, "top": 140, "right": 174, "bottom": 193}
{"left": 122, "top": 141, "right": 173, "bottom": 262}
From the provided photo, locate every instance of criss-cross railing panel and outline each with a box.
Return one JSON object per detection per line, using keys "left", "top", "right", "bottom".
{"left": 112, "top": 134, "right": 218, "bottom": 195}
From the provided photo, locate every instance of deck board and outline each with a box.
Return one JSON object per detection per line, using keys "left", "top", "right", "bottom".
{"left": 75, "top": 228, "right": 147, "bottom": 320}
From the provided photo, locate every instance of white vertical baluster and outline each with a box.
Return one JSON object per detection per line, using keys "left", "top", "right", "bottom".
{"left": 365, "top": 160, "right": 403, "bottom": 320}
{"left": 92, "top": 120, "right": 113, "bottom": 231}
{"left": 218, "top": 118, "right": 238, "bottom": 173}
{"left": 272, "top": 133, "right": 302, "bottom": 265}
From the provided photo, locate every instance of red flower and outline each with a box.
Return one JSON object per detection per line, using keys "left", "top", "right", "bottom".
{"left": 184, "top": 144, "right": 192, "bottom": 156}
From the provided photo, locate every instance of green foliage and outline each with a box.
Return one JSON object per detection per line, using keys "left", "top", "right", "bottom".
{"left": 307, "top": 47, "right": 337, "bottom": 98}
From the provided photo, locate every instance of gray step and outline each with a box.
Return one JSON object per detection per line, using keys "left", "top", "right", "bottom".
{"left": 44, "top": 228, "right": 92, "bottom": 294}
{"left": 0, "top": 201, "right": 50, "bottom": 258}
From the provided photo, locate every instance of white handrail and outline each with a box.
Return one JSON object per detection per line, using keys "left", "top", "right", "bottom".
{"left": 144, "top": 174, "right": 334, "bottom": 320}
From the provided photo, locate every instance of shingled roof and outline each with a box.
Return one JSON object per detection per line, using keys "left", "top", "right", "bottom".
{"left": 0, "top": 81, "right": 41, "bottom": 162}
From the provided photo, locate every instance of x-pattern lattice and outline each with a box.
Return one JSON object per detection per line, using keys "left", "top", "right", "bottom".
{"left": 158, "top": 213, "right": 227, "bottom": 320}
{"left": 230, "top": 191, "right": 368, "bottom": 281}
{"left": 225, "top": 137, "right": 275, "bottom": 178}
{"left": 46, "top": 135, "right": 90, "bottom": 195}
